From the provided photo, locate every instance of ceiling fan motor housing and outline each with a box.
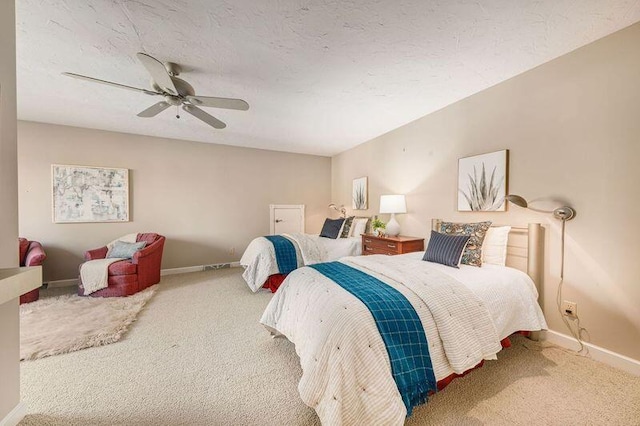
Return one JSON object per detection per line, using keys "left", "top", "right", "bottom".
{"left": 152, "top": 76, "right": 195, "bottom": 98}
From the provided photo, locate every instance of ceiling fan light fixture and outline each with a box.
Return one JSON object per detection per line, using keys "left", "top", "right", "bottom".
{"left": 164, "top": 95, "right": 182, "bottom": 106}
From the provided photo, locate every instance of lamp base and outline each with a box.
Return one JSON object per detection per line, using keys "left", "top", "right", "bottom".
{"left": 385, "top": 214, "right": 400, "bottom": 237}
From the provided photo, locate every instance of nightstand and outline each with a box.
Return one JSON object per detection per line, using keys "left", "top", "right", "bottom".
{"left": 361, "top": 234, "right": 425, "bottom": 256}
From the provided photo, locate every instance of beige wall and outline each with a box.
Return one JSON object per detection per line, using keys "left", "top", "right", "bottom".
{"left": 0, "top": 0, "right": 21, "bottom": 420}
{"left": 18, "top": 121, "right": 331, "bottom": 281}
{"left": 332, "top": 23, "right": 640, "bottom": 360}
{"left": 1, "top": 2, "right": 18, "bottom": 266}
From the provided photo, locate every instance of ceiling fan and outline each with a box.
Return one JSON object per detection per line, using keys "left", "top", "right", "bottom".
{"left": 62, "top": 52, "right": 249, "bottom": 129}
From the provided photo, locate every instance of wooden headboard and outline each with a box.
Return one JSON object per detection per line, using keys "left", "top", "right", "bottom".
{"left": 431, "top": 219, "right": 543, "bottom": 291}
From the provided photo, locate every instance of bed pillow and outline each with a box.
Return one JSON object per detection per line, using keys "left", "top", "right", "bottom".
{"left": 320, "top": 218, "right": 345, "bottom": 239}
{"left": 349, "top": 217, "right": 369, "bottom": 237}
{"left": 440, "top": 221, "right": 492, "bottom": 267}
{"left": 481, "top": 226, "right": 511, "bottom": 266}
{"left": 339, "top": 216, "right": 355, "bottom": 238}
{"left": 423, "top": 231, "right": 470, "bottom": 268}
{"left": 107, "top": 240, "right": 147, "bottom": 259}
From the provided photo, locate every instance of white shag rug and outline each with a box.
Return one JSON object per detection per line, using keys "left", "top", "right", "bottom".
{"left": 20, "top": 286, "right": 157, "bottom": 361}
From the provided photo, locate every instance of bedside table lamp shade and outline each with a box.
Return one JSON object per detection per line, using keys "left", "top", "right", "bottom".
{"left": 380, "top": 195, "right": 406, "bottom": 237}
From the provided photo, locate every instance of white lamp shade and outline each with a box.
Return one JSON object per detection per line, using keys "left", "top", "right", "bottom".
{"left": 379, "top": 195, "right": 407, "bottom": 214}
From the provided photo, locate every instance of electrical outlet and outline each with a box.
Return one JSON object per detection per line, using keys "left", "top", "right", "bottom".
{"left": 229, "top": 247, "right": 236, "bottom": 256}
{"left": 562, "top": 300, "right": 577, "bottom": 317}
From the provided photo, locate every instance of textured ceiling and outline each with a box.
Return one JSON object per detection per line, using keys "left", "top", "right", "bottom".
{"left": 16, "top": 1, "right": 640, "bottom": 156}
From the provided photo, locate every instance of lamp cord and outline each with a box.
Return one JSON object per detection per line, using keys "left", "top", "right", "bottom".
{"left": 555, "top": 219, "right": 589, "bottom": 354}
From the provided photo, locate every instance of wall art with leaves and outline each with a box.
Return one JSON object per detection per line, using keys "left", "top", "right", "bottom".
{"left": 457, "top": 150, "right": 508, "bottom": 211}
{"left": 352, "top": 177, "right": 368, "bottom": 210}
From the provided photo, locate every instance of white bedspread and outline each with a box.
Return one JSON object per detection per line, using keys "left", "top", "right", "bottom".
{"left": 240, "top": 234, "right": 361, "bottom": 292}
{"left": 286, "top": 233, "right": 328, "bottom": 265}
{"left": 260, "top": 253, "right": 547, "bottom": 425}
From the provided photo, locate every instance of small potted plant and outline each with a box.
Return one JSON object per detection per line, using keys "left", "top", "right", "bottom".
{"left": 371, "top": 218, "right": 386, "bottom": 236}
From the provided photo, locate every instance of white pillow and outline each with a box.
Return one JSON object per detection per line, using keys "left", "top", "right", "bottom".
{"left": 481, "top": 226, "right": 511, "bottom": 266}
{"left": 349, "top": 218, "right": 369, "bottom": 238}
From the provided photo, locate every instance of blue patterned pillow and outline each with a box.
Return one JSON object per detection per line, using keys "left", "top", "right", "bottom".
{"left": 320, "top": 218, "right": 345, "bottom": 239}
{"left": 423, "top": 231, "right": 470, "bottom": 268}
{"left": 340, "top": 216, "right": 355, "bottom": 238}
{"left": 440, "top": 221, "right": 492, "bottom": 267}
{"left": 107, "top": 240, "right": 147, "bottom": 259}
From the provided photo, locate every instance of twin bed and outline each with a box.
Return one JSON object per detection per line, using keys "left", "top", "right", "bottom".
{"left": 240, "top": 232, "right": 362, "bottom": 292}
{"left": 241, "top": 220, "right": 547, "bottom": 425}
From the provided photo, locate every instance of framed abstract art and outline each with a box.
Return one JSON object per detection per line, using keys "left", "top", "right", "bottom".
{"left": 52, "top": 164, "right": 130, "bottom": 223}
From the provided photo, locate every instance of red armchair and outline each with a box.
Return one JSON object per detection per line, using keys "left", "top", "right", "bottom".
{"left": 78, "top": 233, "right": 165, "bottom": 297}
{"left": 19, "top": 238, "right": 46, "bottom": 304}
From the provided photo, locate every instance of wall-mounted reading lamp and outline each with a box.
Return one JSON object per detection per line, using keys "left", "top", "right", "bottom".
{"left": 505, "top": 194, "right": 586, "bottom": 352}
{"left": 328, "top": 203, "right": 347, "bottom": 218}
{"left": 505, "top": 194, "right": 575, "bottom": 221}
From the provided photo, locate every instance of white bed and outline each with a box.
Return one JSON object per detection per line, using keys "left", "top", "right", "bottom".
{"left": 240, "top": 233, "right": 362, "bottom": 292}
{"left": 259, "top": 223, "right": 547, "bottom": 425}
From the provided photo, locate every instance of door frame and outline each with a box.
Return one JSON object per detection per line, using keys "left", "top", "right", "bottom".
{"left": 269, "top": 204, "right": 305, "bottom": 235}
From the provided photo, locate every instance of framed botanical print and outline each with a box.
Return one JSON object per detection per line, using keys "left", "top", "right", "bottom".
{"left": 352, "top": 177, "right": 368, "bottom": 210}
{"left": 458, "top": 150, "right": 508, "bottom": 211}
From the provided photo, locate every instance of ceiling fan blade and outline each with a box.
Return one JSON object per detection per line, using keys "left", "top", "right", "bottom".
{"left": 183, "top": 105, "right": 226, "bottom": 129}
{"left": 136, "top": 52, "right": 178, "bottom": 95}
{"left": 137, "top": 101, "right": 171, "bottom": 118}
{"left": 186, "top": 95, "right": 249, "bottom": 111}
{"left": 62, "top": 72, "right": 159, "bottom": 95}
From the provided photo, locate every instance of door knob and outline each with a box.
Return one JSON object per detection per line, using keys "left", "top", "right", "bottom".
{"left": 275, "top": 219, "right": 283, "bottom": 223}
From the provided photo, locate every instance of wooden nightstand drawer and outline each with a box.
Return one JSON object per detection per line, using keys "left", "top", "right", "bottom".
{"left": 363, "top": 237, "right": 400, "bottom": 251}
{"left": 361, "top": 234, "right": 424, "bottom": 256}
{"left": 363, "top": 245, "right": 396, "bottom": 256}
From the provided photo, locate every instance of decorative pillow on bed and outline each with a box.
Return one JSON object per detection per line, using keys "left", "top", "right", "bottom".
{"left": 439, "top": 221, "right": 492, "bottom": 267}
{"left": 107, "top": 240, "right": 147, "bottom": 259}
{"left": 423, "top": 231, "right": 470, "bottom": 268}
{"left": 481, "top": 226, "right": 511, "bottom": 266}
{"left": 339, "top": 216, "right": 355, "bottom": 238}
{"left": 320, "top": 218, "right": 346, "bottom": 239}
{"left": 349, "top": 217, "right": 369, "bottom": 237}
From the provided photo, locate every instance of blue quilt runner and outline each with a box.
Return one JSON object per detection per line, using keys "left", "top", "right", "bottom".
{"left": 264, "top": 235, "right": 297, "bottom": 275}
{"left": 309, "top": 261, "right": 437, "bottom": 416}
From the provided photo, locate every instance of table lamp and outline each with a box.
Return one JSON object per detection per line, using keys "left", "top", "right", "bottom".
{"left": 379, "top": 195, "right": 406, "bottom": 237}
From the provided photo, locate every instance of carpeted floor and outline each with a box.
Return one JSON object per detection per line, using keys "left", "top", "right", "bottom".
{"left": 20, "top": 269, "right": 640, "bottom": 425}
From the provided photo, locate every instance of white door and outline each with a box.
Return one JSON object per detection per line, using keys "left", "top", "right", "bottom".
{"left": 270, "top": 204, "right": 305, "bottom": 235}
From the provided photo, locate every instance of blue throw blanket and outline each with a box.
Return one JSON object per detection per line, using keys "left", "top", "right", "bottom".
{"left": 309, "top": 262, "right": 437, "bottom": 416}
{"left": 264, "top": 235, "right": 297, "bottom": 275}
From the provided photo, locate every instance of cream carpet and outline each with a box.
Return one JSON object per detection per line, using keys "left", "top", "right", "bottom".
{"left": 20, "top": 286, "right": 156, "bottom": 361}
{"left": 20, "top": 269, "right": 640, "bottom": 425}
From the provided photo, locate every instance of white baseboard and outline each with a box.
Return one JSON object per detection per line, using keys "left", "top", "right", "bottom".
{"left": 542, "top": 330, "right": 640, "bottom": 376}
{"left": 160, "top": 265, "right": 204, "bottom": 276}
{"left": 47, "top": 262, "right": 242, "bottom": 286}
{"left": 162, "top": 262, "right": 241, "bottom": 276}
{"left": 46, "top": 278, "right": 78, "bottom": 288}
{"left": 0, "top": 401, "right": 26, "bottom": 426}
